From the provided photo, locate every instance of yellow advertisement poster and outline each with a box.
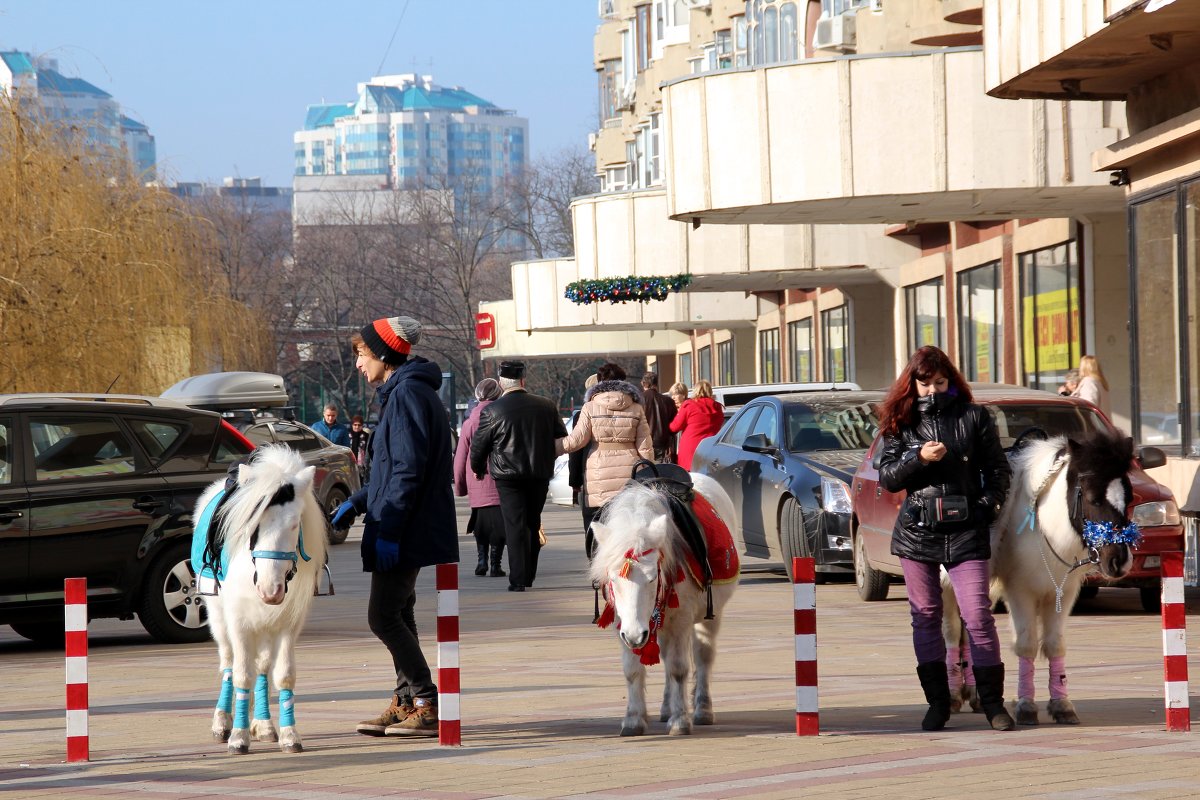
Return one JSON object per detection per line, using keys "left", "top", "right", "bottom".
{"left": 975, "top": 321, "right": 991, "bottom": 379}
{"left": 1022, "top": 288, "right": 1079, "bottom": 374}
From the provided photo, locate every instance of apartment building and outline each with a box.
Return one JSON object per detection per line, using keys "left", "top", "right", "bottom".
{"left": 978, "top": 0, "right": 1200, "bottom": 512}
{"left": 0, "top": 51, "right": 156, "bottom": 179}
{"left": 501, "top": 1, "right": 1133, "bottom": 431}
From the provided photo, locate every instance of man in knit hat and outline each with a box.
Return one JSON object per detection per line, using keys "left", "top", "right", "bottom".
{"left": 329, "top": 315, "right": 458, "bottom": 738}
{"left": 470, "top": 360, "right": 567, "bottom": 591}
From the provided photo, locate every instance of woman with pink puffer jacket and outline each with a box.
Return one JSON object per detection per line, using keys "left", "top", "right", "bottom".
{"left": 557, "top": 362, "right": 653, "bottom": 558}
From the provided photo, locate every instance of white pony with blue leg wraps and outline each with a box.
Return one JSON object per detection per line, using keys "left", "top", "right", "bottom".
{"left": 192, "top": 445, "right": 328, "bottom": 754}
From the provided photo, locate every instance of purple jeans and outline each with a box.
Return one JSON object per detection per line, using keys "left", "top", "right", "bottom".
{"left": 900, "top": 557, "right": 1001, "bottom": 668}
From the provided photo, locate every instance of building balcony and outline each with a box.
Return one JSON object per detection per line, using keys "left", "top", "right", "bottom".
{"left": 661, "top": 47, "right": 1127, "bottom": 226}
{"left": 983, "top": 0, "right": 1200, "bottom": 102}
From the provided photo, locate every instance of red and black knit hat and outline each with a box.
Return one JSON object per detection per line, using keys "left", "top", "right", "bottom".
{"left": 360, "top": 316, "right": 421, "bottom": 366}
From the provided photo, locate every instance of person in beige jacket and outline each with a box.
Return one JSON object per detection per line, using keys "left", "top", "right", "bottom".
{"left": 557, "top": 362, "right": 653, "bottom": 557}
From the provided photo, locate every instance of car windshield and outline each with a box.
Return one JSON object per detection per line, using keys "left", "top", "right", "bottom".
{"left": 784, "top": 400, "right": 880, "bottom": 451}
{"left": 985, "top": 402, "right": 1107, "bottom": 447}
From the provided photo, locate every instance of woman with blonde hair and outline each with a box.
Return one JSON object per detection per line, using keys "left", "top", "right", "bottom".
{"left": 668, "top": 382, "right": 688, "bottom": 410}
{"left": 1071, "top": 355, "right": 1110, "bottom": 418}
{"left": 669, "top": 379, "right": 725, "bottom": 470}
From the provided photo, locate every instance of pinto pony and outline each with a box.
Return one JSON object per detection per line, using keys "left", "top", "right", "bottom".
{"left": 944, "top": 429, "right": 1139, "bottom": 725}
{"left": 589, "top": 473, "right": 740, "bottom": 736}
{"left": 193, "top": 445, "right": 328, "bottom": 754}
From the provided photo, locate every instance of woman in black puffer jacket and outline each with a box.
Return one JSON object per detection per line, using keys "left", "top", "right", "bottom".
{"left": 877, "top": 346, "right": 1014, "bottom": 733}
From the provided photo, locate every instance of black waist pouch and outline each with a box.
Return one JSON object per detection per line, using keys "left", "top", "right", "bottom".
{"left": 923, "top": 494, "right": 970, "bottom": 530}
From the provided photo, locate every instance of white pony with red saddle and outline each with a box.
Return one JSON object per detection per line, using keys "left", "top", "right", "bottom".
{"left": 589, "top": 467, "right": 740, "bottom": 736}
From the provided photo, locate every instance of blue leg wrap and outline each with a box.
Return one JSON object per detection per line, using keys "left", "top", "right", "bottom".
{"left": 234, "top": 686, "right": 251, "bottom": 730}
{"left": 279, "top": 689, "right": 295, "bottom": 728}
{"left": 254, "top": 674, "right": 271, "bottom": 721}
{"left": 216, "top": 669, "right": 233, "bottom": 713}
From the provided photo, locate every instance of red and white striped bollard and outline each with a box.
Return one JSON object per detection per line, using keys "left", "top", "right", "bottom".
{"left": 65, "top": 577, "right": 89, "bottom": 761}
{"left": 792, "top": 556, "right": 818, "bottom": 736}
{"left": 1161, "top": 551, "right": 1189, "bottom": 732}
{"left": 435, "top": 563, "right": 461, "bottom": 745}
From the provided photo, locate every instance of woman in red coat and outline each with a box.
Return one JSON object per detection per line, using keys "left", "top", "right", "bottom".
{"left": 669, "top": 379, "right": 725, "bottom": 470}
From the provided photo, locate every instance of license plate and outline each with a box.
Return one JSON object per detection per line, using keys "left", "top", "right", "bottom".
{"left": 1142, "top": 555, "right": 1161, "bottom": 569}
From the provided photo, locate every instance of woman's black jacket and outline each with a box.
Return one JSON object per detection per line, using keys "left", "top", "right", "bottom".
{"left": 878, "top": 392, "right": 1011, "bottom": 564}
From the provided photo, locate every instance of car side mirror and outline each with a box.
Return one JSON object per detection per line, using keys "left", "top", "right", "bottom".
{"left": 742, "top": 433, "right": 779, "bottom": 457}
{"left": 871, "top": 446, "right": 884, "bottom": 470}
{"left": 1138, "top": 446, "right": 1167, "bottom": 470}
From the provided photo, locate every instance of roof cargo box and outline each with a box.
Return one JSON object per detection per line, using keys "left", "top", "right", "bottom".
{"left": 160, "top": 372, "right": 289, "bottom": 410}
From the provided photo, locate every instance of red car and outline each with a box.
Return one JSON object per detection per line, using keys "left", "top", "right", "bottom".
{"left": 850, "top": 385, "right": 1181, "bottom": 613}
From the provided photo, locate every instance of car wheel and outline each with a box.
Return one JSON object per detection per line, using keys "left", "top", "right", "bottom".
{"left": 10, "top": 621, "right": 66, "bottom": 647}
{"left": 779, "top": 497, "right": 813, "bottom": 582}
{"left": 1077, "top": 585, "right": 1099, "bottom": 600}
{"left": 324, "top": 486, "right": 349, "bottom": 545}
{"left": 853, "top": 532, "right": 889, "bottom": 601}
{"left": 138, "top": 541, "right": 210, "bottom": 644}
{"left": 1139, "top": 586, "right": 1161, "bottom": 614}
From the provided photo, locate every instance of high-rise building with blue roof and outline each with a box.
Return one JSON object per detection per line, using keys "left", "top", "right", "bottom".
{"left": 294, "top": 73, "right": 527, "bottom": 194}
{"left": 0, "top": 51, "right": 156, "bottom": 180}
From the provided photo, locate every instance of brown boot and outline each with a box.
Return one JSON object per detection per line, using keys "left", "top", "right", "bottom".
{"left": 356, "top": 694, "right": 413, "bottom": 736}
{"left": 384, "top": 697, "right": 438, "bottom": 737}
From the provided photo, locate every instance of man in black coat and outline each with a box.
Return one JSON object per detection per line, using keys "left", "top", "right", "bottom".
{"left": 641, "top": 372, "right": 678, "bottom": 463}
{"left": 470, "top": 361, "right": 567, "bottom": 592}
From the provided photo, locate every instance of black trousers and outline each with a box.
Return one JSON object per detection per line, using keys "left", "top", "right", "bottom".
{"left": 495, "top": 478, "right": 549, "bottom": 588}
{"left": 581, "top": 504, "right": 601, "bottom": 559}
{"left": 367, "top": 568, "right": 436, "bottom": 703}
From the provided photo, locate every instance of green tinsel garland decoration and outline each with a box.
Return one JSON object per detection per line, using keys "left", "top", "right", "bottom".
{"left": 565, "top": 273, "right": 693, "bottom": 305}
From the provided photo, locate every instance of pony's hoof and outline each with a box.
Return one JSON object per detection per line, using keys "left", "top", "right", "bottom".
{"left": 964, "top": 687, "right": 982, "bottom": 713}
{"left": 212, "top": 729, "right": 231, "bottom": 742}
{"left": 619, "top": 720, "right": 646, "bottom": 737}
{"left": 949, "top": 697, "right": 963, "bottom": 713}
{"left": 227, "top": 743, "right": 250, "bottom": 755}
{"left": 693, "top": 709, "right": 715, "bottom": 726}
{"left": 1015, "top": 698, "right": 1039, "bottom": 725}
{"left": 281, "top": 742, "right": 303, "bottom": 753}
{"left": 1048, "top": 698, "right": 1080, "bottom": 725}
{"left": 668, "top": 720, "right": 692, "bottom": 736}
{"left": 659, "top": 710, "right": 670, "bottom": 723}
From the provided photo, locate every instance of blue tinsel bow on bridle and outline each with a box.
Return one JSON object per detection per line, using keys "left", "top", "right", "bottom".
{"left": 1081, "top": 519, "right": 1142, "bottom": 549}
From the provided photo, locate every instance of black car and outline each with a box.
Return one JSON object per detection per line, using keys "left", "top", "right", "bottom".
{"left": 231, "top": 413, "right": 360, "bottom": 545}
{"left": 0, "top": 394, "right": 255, "bottom": 644}
{"left": 691, "top": 390, "right": 885, "bottom": 581}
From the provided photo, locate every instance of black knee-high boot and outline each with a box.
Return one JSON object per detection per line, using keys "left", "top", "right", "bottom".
{"left": 973, "top": 663, "right": 1016, "bottom": 731}
{"left": 916, "top": 662, "right": 952, "bottom": 731}
{"left": 474, "top": 536, "right": 487, "bottom": 576}
{"left": 489, "top": 544, "right": 505, "bottom": 577}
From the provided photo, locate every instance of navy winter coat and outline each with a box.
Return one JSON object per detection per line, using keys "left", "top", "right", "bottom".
{"left": 349, "top": 357, "right": 458, "bottom": 572}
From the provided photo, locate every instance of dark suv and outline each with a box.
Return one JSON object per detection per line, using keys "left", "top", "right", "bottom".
{"left": 0, "top": 394, "right": 254, "bottom": 644}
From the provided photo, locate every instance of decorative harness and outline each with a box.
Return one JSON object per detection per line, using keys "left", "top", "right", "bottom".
{"left": 594, "top": 547, "right": 681, "bottom": 665}
{"left": 1017, "top": 447, "right": 1141, "bottom": 612}
{"left": 193, "top": 484, "right": 331, "bottom": 598}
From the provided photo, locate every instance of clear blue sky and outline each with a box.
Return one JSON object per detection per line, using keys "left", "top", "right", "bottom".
{"left": 0, "top": 1, "right": 599, "bottom": 185}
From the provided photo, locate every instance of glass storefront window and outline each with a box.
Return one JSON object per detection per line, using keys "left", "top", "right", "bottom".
{"left": 759, "top": 327, "right": 780, "bottom": 383}
{"left": 1019, "top": 241, "right": 1080, "bottom": 391}
{"left": 717, "top": 340, "right": 735, "bottom": 385}
{"left": 1132, "top": 194, "right": 1180, "bottom": 449}
{"left": 822, "top": 305, "right": 849, "bottom": 383}
{"left": 905, "top": 278, "right": 943, "bottom": 353}
{"left": 958, "top": 262, "right": 1002, "bottom": 383}
{"left": 698, "top": 345, "right": 713, "bottom": 383}
{"left": 678, "top": 351, "right": 693, "bottom": 386}
{"left": 788, "top": 318, "right": 813, "bottom": 382}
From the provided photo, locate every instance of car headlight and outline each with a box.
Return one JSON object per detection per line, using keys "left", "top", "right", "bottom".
{"left": 1131, "top": 500, "right": 1181, "bottom": 527}
{"left": 821, "top": 477, "right": 853, "bottom": 514}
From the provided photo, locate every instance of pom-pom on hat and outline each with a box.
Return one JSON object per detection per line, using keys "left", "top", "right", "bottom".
{"left": 498, "top": 360, "right": 526, "bottom": 379}
{"left": 361, "top": 316, "right": 421, "bottom": 366}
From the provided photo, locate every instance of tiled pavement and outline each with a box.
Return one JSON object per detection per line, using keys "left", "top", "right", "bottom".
{"left": 3, "top": 501, "right": 1199, "bottom": 799}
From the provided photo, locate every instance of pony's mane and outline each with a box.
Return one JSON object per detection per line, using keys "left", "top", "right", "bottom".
{"left": 1068, "top": 427, "right": 1134, "bottom": 481}
{"left": 588, "top": 482, "right": 683, "bottom": 583}
{"left": 216, "top": 445, "right": 322, "bottom": 560}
